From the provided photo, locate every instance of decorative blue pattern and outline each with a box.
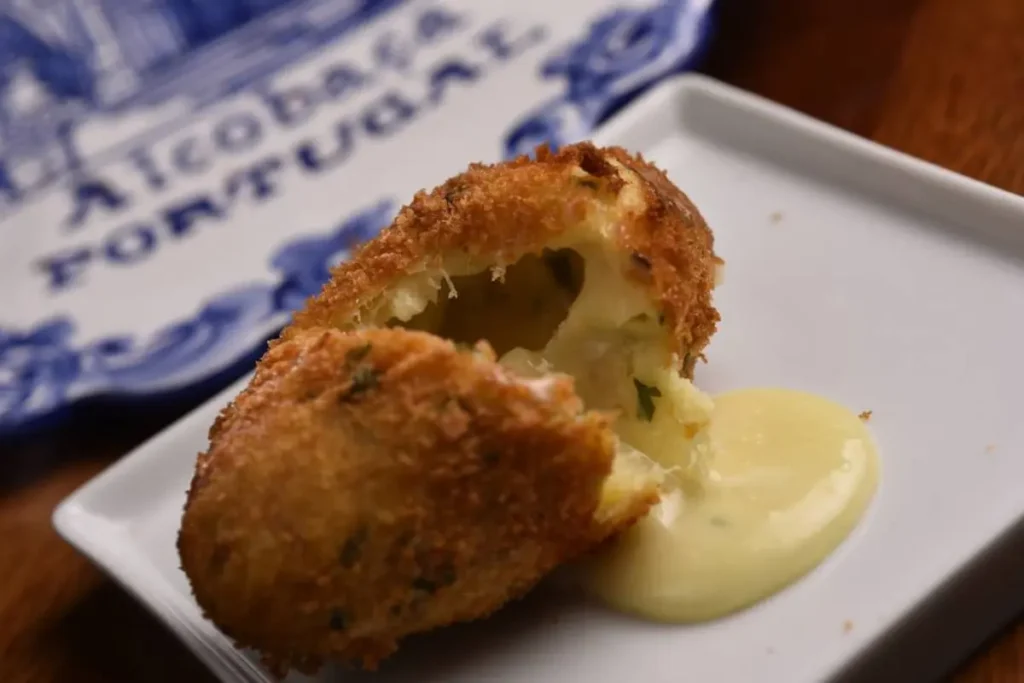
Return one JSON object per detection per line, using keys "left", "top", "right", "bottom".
{"left": 0, "top": 0, "right": 408, "bottom": 200}
{"left": 503, "top": 0, "right": 714, "bottom": 158}
{"left": 0, "top": 0, "right": 715, "bottom": 434}
{"left": 0, "top": 200, "right": 393, "bottom": 434}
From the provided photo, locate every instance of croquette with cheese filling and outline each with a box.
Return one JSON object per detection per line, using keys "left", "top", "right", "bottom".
{"left": 286, "top": 141, "right": 718, "bottom": 376}
{"left": 178, "top": 141, "right": 721, "bottom": 677}
{"left": 284, "top": 141, "right": 721, "bottom": 481}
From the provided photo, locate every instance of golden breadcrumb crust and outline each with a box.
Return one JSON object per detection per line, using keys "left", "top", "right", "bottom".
{"left": 284, "top": 142, "right": 719, "bottom": 376}
{"left": 178, "top": 328, "right": 645, "bottom": 676}
{"left": 178, "top": 142, "right": 714, "bottom": 677}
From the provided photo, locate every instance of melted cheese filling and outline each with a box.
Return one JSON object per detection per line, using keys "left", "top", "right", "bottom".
{"left": 370, "top": 238, "right": 878, "bottom": 624}
{"left": 495, "top": 245, "right": 713, "bottom": 487}
{"left": 375, "top": 240, "right": 713, "bottom": 507}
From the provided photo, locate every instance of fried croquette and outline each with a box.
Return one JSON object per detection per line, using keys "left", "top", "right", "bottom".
{"left": 179, "top": 328, "right": 645, "bottom": 675}
{"left": 286, "top": 142, "right": 719, "bottom": 375}
{"left": 179, "top": 141, "right": 721, "bottom": 676}
{"left": 285, "top": 141, "right": 720, "bottom": 477}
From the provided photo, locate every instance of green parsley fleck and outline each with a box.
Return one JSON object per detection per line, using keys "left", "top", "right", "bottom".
{"left": 340, "top": 525, "right": 369, "bottom": 568}
{"left": 411, "top": 577, "right": 439, "bottom": 594}
{"left": 345, "top": 343, "right": 372, "bottom": 365}
{"left": 631, "top": 251, "right": 652, "bottom": 271}
{"left": 634, "top": 378, "right": 662, "bottom": 422}
{"left": 412, "top": 564, "right": 457, "bottom": 594}
{"left": 328, "top": 609, "right": 348, "bottom": 631}
{"left": 343, "top": 365, "right": 380, "bottom": 401}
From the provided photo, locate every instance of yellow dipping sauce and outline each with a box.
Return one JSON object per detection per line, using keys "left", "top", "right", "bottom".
{"left": 580, "top": 388, "right": 880, "bottom": 622}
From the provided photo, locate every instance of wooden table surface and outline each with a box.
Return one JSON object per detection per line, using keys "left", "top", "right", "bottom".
{"left": 3, "top": 0, "right": 1024, "bottom": 681}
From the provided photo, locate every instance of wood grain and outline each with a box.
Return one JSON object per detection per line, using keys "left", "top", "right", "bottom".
{"left": 2, "top": 0, "right": 1023, "bottom": 680}
{"left": 0, "top": 405, "right": 216, "bottom": 683}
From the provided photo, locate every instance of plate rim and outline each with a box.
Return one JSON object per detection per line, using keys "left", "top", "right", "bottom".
{"left": 53, "top": 500, "right": 273, "bottom": 682}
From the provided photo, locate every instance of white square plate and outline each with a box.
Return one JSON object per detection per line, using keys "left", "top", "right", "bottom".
{"left": 53, "top": 75, "right": 1024, "bottom": 683}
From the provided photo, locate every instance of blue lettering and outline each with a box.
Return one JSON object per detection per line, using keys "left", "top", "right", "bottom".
{"left": 36, "top": 248, "right": 93, "bottom": 291}
{"left": 214, "top": 113, "right": 263, "bottom": 153}
{"left": 428, "top": 59, "right": 482, "bottom": 106}
{"left": 0, "top": 160, "right": 21, "bottom": 203}
{"left": 478, "top": 23, "right": 547, "bottom": 61}
{"left": 263, "top": 85, "right": 317, "bottom": 127}
{"left": 172, "top": 138, "right": 209, "bottom": 175}
{"left": 164, "top": 196, "right": 224, "bottom": 237}
{"left": 417, "top": 8, "right": 463, "bottom": 43}
{"left": 128, "top": 147, "right": 167, "bottom": 191}
{"left": 323, "top": 66, "right": 369, "bottom": 101}
{"left": 373, "top": 33, "right": 413, "bottom": 74}
{"left": 225, "top": 158, "right": 284, "bottom": 202}
{"left": 362, "top": 93, "right": 418, "bottom": 137}
{"left": 297, "top": 122, "right": 355, "bottom": 173}
{"left": 65, "top": 177, "right": 128, "bottom": 229}
{"left": 104, "top": 224, "right": 157, "bottom": 264}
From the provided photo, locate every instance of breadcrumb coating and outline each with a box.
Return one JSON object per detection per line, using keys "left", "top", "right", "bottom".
{"left": 179, "top": 328, "right": 621, "bottom": 675}
{"left": 285, "top": 142, "right": 718, "bottom": 375}
{"left": 178, "top": 142, "right": 719, "bottom": 677}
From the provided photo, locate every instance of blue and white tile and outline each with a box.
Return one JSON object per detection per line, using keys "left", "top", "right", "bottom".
{"left": 0, "top": 0, "right": 716, "bottom": 433}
